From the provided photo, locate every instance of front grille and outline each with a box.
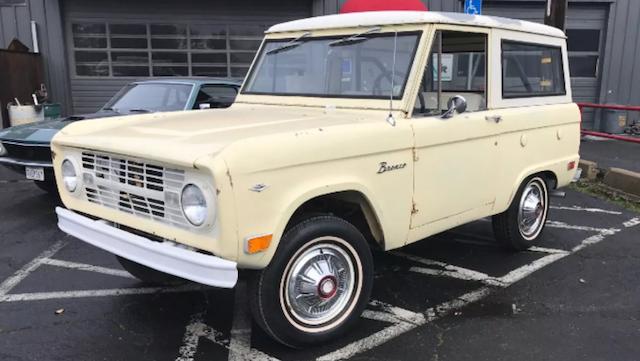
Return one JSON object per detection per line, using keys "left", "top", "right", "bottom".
{"left": 80, "top": 151, "right": 189, "bottom": 228}
{"left": 3, "top": 142, "right": 51, "bottom": 162}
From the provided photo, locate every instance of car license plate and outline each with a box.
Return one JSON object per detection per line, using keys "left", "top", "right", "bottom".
{"left": 25, "top": 167, "right": 45, "bottom": 181}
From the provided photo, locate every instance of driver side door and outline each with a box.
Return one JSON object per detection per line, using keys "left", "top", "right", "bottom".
{"left": 410, "top": 28, "right": 503, "bottom": 234}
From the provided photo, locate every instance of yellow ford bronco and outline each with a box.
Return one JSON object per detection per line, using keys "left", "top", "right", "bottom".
{"left": 52, "top": 11, "right": 580, "bottom": 347}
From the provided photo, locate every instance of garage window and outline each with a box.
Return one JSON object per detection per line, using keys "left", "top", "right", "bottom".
{"left": 567, "top": 29, "right": 600, "bottom": 78}
{"left": 70, "top": 22, "right": 265, "bottom": 78}
{"left": 501, "top": 40, "right": 566, "bottom": 98}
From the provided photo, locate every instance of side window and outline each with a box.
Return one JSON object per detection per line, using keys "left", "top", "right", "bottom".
{"left": 414, "top": 30, "right": 487, "bottom": 116}
{"left": 501, "top": 40, "right": 566, "bottom": 98}
{"left": 194, "top": 85, "right": 238, "bottom": 109}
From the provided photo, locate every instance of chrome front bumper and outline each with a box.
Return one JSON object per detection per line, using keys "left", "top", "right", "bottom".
{"left": 0, "top": 157, "right": 53, "bottom": 168}
{"left": 56, "top": 207, "right": 238, "bottom": 288}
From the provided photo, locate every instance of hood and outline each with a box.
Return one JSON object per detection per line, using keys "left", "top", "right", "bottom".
{"left": 53, "top": 103, "right": 381, "bottom": 168}
{"left": 0, "top": 110, "right": 120, "bottom": 144}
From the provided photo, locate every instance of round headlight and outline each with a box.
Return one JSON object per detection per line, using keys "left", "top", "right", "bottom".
{"left": 181, "top": 184, "right": 208, "bottom": 226}
{"left": 62, "top": 159, "right": 78, "bottom": 192}
{"left": 0, "top": 142, "right": 6, "bottom": 157}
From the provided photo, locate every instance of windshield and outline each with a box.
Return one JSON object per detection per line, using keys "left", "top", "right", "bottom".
{"left": 103, "top": 83, "right": 193, "bottom": 113}
{"left": 243, "top": 31, "right": 421, "bottom": 99}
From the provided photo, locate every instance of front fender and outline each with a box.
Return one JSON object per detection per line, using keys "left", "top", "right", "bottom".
{"left": 230, "top": 158, "right": 414, "bottom": 268}
{"left": 233, "top": 176, "right": 388, "bottom": 269}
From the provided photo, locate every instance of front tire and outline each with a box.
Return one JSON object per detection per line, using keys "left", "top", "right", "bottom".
{"left": 249, "top": 216, "right": 373, "bottom": 348}
{"left": 492, "top": 176, "right": 549, "bottom": 251}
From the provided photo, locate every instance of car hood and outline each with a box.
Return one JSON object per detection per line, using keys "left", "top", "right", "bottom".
{"left": 52, "top": 103, "right": 381, "bottom": 168}
{"left": 0, "top": 110, "right": 120, "bottom": 144}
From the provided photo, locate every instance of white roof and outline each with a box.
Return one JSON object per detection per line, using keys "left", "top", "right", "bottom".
{"left": 267, "top": 11, "right": 566, "bottom": 38}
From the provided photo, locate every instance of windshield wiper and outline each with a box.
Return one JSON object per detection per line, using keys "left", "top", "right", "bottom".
{"left": 329, "top": 27, "right": 382, "bottom": 47}
{"left": 128, "top": 108, "right": 151, "bottom": 113}
{"left": 266, "top": 32, "right": 312, "bottom": 55}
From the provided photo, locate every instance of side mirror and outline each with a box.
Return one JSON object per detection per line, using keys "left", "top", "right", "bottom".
{"left": 442, "top": 95, "right": 467, "bottom": 119}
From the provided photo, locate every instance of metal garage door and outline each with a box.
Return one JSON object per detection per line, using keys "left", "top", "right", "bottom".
{"left": 483, "top": 2, "right": 608, "bottom": 128}
{"left": 62, "top": 0, "right": 311, "bottom": 114}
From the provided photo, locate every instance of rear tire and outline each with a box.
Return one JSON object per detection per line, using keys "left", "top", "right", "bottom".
{"left": 492, "top": 176, "right": 549, "bottom": 251}
{"left": 249, "top": 216, "right": 373, "bottom": 348}
{"left": 116, "top": 256, "right": 186, "bottom": 286}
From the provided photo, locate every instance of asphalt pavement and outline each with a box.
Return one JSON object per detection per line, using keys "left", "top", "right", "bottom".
{"left": 580, "top": 136, "right": 640, "bottom": 173}
{"left": 0, "top": 166, "right": 639, "bottom": 361}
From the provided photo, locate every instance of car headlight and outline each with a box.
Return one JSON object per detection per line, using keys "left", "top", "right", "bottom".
{"left": 181, "top": 184, "right": 208, "bottom": 226}
{"left": 0, "top": 142, "right": 6, "bottom": 157}
{"left": 62, "top": 159, "right": 78, "bottom": 192}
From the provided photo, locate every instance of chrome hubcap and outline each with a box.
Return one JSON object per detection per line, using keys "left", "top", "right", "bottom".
{"left": 284, "top": 241, "right": 355, "bottom": 326}
{"left": 518, "top": 180, "right": 547, "bottom": 239}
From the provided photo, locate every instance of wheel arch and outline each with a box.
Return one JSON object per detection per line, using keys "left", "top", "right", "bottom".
{"left": 505, "top": 169, "right": 558, "bottom": 210}
{"left": 278, "top": 186, "right": 386, "bottom": 250}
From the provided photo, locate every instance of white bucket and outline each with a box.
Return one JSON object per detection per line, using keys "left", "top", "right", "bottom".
{"left": 8, "top": 105, "right": 44, "bottom": 127}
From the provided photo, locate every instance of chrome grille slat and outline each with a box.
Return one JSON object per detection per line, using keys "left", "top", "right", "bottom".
{"left": 81, "top": 151, "right": 188, "bottom": 228}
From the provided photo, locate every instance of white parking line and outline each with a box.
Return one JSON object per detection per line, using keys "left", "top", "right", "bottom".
{"left": 0, "top": 240, "right": 67, "bottom": 296}
{"left": 318, "top": 220, "right": 624, "bottom": 360}
{"left": 0, "top": 284, "right": 204, "bottom": 302}
{"left": 571, "top": 229, "right": 620, "bottom": 252}
{"left": 361, "top": 310, "right": 399, "bottom": 324}
{"left": 550, "top": 205, "right": 622, "bottom": 215}
{"left": 409, "top": 266, "right": 495, "bottom": 285}
{"left": 546, "top": 220, "right": 619, "bottom": 233}
{"left": 316, "top": 319, "right": 421, "bottom": 361}
{"left": 393, "top": 252, "right": 496, "bottom": 284}
{"left": 228, "top": 281, "right": 253, "bottom": 361}
{"left": 368, "top": 300, "right": 426, "bottom": 325}
{"left": 176, "top": 311, "right": 279, "bottom": 361}
{"left": 495, "top": 253, "right": 568, "bottom": 285}
{"left": 317, "top": 287, "right": 492, "bottom": 361}
{"left": 41, "top": 258, "right": 136, "bottom": 279}
{"left": 623, "top": 217, "right": 640, "bottom": 228}
{"left": 176, "top": 312, "right": 210, "bottom": 361}
{"left": 0, "top": 180, "right": 32, "bottom": 184}
{"left": 527, "top": 246, "right": 570, "bottom": 254}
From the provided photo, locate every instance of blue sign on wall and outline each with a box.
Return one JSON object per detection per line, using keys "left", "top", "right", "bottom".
{"left": 464, "top": 0, "right": 482, "bottom": 15}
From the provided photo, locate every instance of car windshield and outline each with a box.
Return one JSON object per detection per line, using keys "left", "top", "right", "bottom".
{"left": 243, "top": 31, "right": 421, "bottom": 99}
{"left": 103, "top": 83, "right": 193, "bottom": 113}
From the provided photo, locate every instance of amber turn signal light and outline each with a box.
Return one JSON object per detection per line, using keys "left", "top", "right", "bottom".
{"left": 245, "top": 234, "right": 273, "bottom": 254}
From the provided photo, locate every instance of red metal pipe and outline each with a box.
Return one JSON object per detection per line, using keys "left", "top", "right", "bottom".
{"left": 577, "top": 102, "right": 640, "bottom": 112}
{"left": 581, "top": 130, "right": 640, "bottom": 144}
{"left": 577, "top": 102, "right": 640, "bottom": 144}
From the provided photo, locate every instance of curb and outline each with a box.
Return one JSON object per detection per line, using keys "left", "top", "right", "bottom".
{"left": 579, "top": 159, "right": 640, "bottom": 197}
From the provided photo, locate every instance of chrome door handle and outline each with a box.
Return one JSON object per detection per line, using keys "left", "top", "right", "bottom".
{"left": 486, "top": 115, "right": 503, "bottom": 123}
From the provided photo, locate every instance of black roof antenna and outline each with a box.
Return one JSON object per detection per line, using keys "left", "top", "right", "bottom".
{"left": 386, "top": 31, "right": 398, "bottom": 127}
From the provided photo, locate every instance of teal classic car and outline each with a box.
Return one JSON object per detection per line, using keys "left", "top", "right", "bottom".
{"left": 0, "top": 78, "right": 240, "bottom": 193}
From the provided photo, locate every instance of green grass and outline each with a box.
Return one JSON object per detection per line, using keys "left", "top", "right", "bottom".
{"left": 569, "top": 180, "right": 640, "bottom": 214}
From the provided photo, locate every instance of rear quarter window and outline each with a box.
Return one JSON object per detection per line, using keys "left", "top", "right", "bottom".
{"left": 501, "top": 40, "right": 566, "bottom": 99}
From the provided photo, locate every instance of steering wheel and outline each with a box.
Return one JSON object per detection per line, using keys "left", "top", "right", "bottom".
{"left": 372, "top": 71, "right": 405, "bottom": 96}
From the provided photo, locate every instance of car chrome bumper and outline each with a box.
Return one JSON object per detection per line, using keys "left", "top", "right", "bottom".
{"left": 56, "top": 207, "right": 238, "bottom": 288}
{"left": 0, "top": 157, "right": 53, "bottom": 168}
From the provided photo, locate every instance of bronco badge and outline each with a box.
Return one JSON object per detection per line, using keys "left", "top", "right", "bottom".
{"left": 377, "top": 161, "right": 407, "bottom": 174}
